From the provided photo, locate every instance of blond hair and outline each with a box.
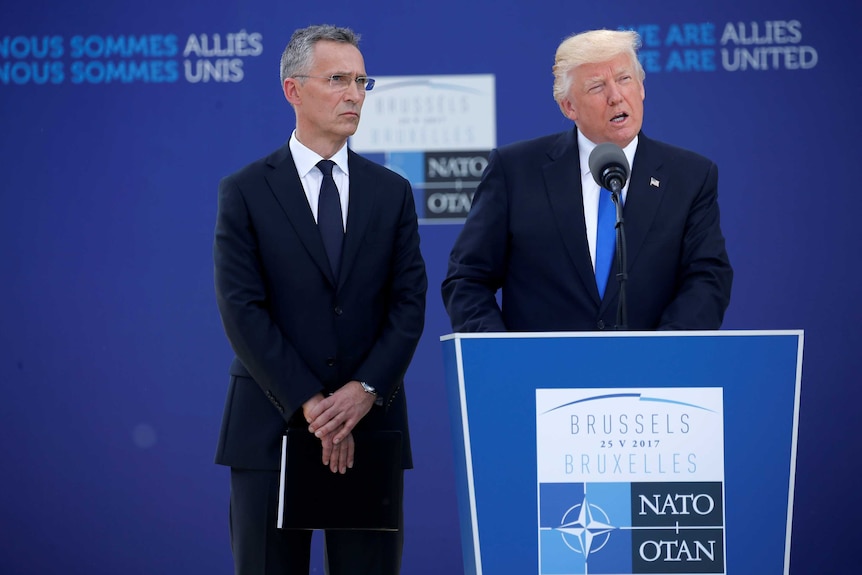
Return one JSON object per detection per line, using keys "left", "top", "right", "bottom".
{"left": 552, "top": 29, "right": 644, "bottom": 106}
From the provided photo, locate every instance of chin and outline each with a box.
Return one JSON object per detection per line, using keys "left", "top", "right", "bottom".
{"left": 341, "top": 118, "right": 360, "bottom": 130}
{"left": 611, "top": 131, "right": 637, "bottom": 148}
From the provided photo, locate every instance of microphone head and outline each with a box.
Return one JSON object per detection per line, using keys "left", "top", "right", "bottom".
{"left": 588, "top": 142, "right": 631, "bottom": 192}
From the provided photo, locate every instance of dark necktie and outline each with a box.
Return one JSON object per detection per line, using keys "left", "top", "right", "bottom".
{"left": 316, "top": 160, "right": 343, "bottom": 277}
{"left": 595, "top": 187, "right": 616, "bottom": 298}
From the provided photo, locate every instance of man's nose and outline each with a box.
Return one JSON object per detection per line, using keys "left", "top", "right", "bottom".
{"left": 344, "top": 79, "right": 364, "bottom": 100}
{"left": 607, "top": 83, "right": 623, "bottom": 105}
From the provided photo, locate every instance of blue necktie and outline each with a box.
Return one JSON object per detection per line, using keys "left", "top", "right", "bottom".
{"left": 595, "top": 187, "right": 616, "bottom": 298}
{"left": 316, "top": 160, "right": 343, "bottom": 277}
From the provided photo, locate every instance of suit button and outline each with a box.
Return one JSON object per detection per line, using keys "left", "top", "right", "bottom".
{"left": 334, "top": 306, "right": 343, "bottom": 315}
{"left": 326, "top": 357, "right": 337, "bottom": 366}
{"left": 597, "top": 320, "right": 606, "bottom": 330}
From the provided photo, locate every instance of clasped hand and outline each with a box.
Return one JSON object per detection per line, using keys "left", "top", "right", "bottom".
{"left": 302, "top": 381, "right": 376, "bottom": 474}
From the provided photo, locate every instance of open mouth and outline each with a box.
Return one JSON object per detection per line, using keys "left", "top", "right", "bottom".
{"left": 611, "top": 112, "right": 629, "bottom": 123}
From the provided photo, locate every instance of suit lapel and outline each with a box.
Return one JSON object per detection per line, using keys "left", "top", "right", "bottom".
{"left": 264, "top": 144, "right": 338, "bottom": 286}
{"left": 338, "top": 151, "right": 376, "bottom": 290}
{"left": 622, "top": 135, "right": 666, "bottom": 271}
{"left": 543, "top": 130, "right": 603, "bottom": 303}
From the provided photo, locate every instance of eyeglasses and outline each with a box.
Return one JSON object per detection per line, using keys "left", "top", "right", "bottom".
{"left": 292, "top": 74, "right": 375, "bottom": 92}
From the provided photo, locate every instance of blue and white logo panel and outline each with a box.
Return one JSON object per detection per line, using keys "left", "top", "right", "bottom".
{"left": 537, "top": 388, "right": 726, "bottom": 575}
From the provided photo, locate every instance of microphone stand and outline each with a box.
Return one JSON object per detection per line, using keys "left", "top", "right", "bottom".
{"left": 609, "top": 182, "right": 628, "bottom": 330}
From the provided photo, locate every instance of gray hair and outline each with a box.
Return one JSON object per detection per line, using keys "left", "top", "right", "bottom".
{"left": 552, "top": 29, "right": 645, "bottom": 106}
{"left": 279, "top": 25, "right": 361, "bottom": 85}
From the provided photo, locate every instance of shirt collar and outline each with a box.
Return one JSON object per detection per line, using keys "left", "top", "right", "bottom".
{"left": 577, "top": 130, "right": 638, "bottom": 182}
{"left": 289, "top": 131, "right": 350, "bottom": 177}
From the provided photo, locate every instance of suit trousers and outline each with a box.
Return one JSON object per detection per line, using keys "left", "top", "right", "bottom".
{"left": 229, "top": 467, "right": 404, "bottom": 575}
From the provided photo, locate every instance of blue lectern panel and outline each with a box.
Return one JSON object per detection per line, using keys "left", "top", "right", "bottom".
{"left": 442, "top": 331, "right": 802, "bottom": 575}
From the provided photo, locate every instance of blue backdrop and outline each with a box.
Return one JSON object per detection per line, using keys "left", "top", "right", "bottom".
{"left": 2, "top": 1, "right": 860, "bottom": 573}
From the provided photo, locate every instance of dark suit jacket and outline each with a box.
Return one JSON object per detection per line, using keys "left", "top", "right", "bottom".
{"left": 214, "top": 142, "right": 427, "bottom": 471}
{"left": 442, "top": 128, "right": 732, "bottom": 332}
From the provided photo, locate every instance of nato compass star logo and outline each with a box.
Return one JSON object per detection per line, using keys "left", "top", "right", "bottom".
{"left": 556, "top": 495, "right": 616, "bottom": 557}
{"left": 539, "top": 483, "right": 632, "bottom": 574}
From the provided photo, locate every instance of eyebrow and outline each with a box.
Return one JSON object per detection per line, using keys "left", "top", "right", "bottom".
{"left": 585, "top": 67, "right": 633, "bottom": 82}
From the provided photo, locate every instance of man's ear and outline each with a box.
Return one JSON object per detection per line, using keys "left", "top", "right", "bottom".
{"left": 283, "top": 78, "right": 301, "bottom": 105}
{"left": 560, "top": 97, "right": 578, "bottom": 122}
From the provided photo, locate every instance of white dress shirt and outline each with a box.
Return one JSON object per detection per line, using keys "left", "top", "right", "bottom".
{"left": 289, "top": 131, "right": 350, "bottom": 230}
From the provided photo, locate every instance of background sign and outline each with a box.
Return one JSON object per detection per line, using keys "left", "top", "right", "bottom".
{"left": 351, "top": 74, "right": 495, "bottom": 223}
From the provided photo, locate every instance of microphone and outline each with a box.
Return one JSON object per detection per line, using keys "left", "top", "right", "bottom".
{"left": 588, "top": 142, "right": 630, "bottom": 330}
{"left": 589, "top": 142, "right": 630, "bottom": 193}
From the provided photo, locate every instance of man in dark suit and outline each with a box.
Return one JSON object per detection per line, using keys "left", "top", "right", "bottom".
{"left": 213, "top": 25, "right": 427, "bottom": 574}
{"left": 442, "top": 29, "right": 732, "bottom": 332}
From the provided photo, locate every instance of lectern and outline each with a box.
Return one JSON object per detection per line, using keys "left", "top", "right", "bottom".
{"left": 441, "top": 331, "right": 803, "bottom": 575}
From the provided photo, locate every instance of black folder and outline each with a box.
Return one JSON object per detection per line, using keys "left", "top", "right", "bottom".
{"left": 277, "top": 429, "right": 402, "bottom": 531}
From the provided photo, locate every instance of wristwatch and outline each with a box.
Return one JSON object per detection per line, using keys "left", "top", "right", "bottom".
{"left": 359, "top": 381, "right": 384, "bottom": 405}
{"left": 359, "top": 381, "right": 377, "bottom": 395}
